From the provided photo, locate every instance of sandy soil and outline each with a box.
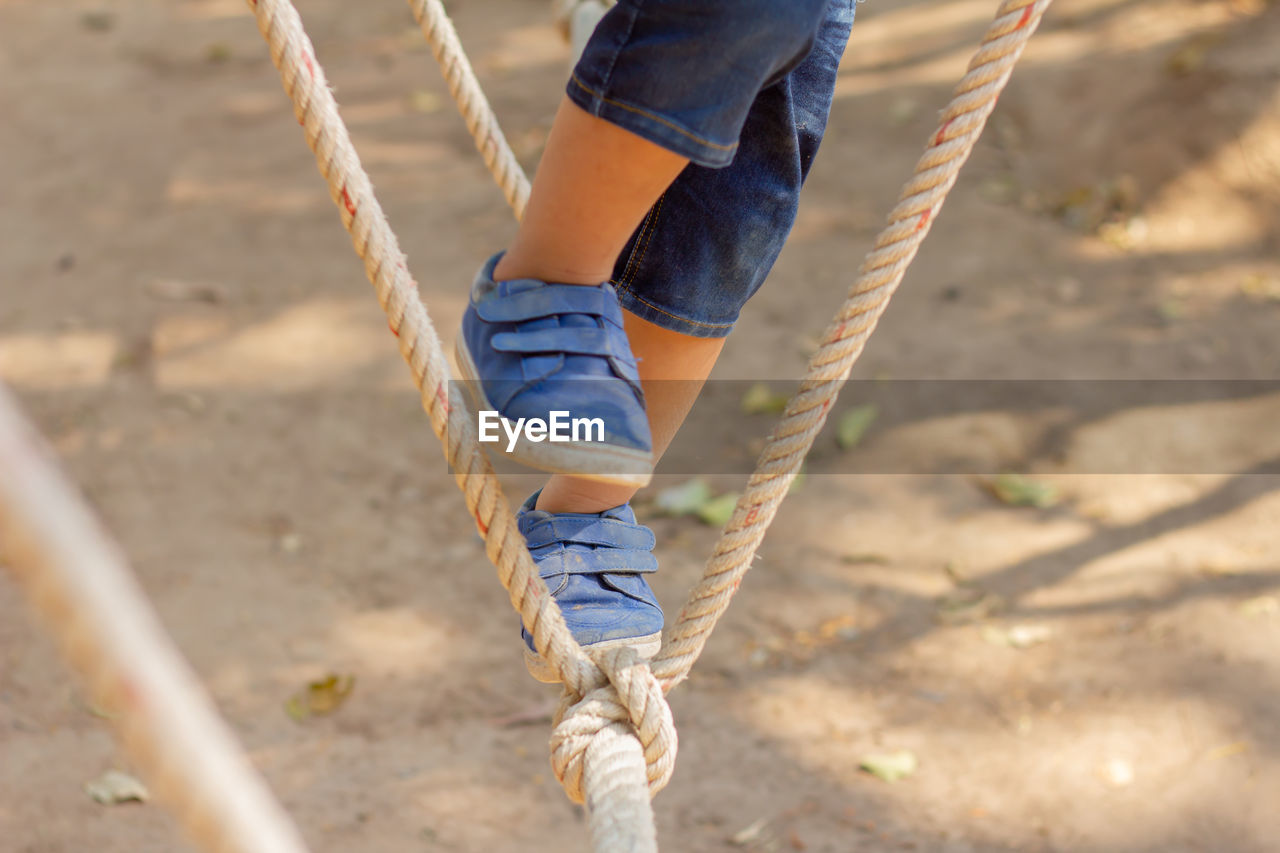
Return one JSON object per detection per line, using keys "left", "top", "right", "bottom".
{"left": 2, "top": 0, "right": 1279, "bottom": 850}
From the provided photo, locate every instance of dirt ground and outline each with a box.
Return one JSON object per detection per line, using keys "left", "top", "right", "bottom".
{"left": 3, "top": 0, "right": 1279, "bottom": 850}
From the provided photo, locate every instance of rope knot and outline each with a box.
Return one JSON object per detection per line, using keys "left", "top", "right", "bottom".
{"left": 548, "top": 646, "right": 677, "bottom": 804}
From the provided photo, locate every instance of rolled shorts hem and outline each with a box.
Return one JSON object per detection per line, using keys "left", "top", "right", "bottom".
{"left": 567, "top": 73, "right": 739, "bottom": 169}
{"left": 614, "top": 282, "right": 737, "bottom": 339}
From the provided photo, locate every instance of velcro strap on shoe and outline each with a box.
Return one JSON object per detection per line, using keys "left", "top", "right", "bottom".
{"left": 523, "top": 515, "right": 656, "bottom": 551}
{"left": 475, "top": 284, "right": 614, "bottom": 323}
{"left": 534, "top": 548, "right": 659, "bottom": 577}
{"left": 490, "top": 327, "right": 621, "bottom": 357}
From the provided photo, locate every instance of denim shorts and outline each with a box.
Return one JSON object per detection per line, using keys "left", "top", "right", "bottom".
{"left": 567, "top": 0, "right": 856, "bottom": 338}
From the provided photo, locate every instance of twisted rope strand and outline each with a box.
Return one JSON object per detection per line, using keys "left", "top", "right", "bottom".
{"left": 650, "top": 0, "right": 1054, "bottom": 688}
{"left": 0, "top": 385, "right": 311, "bottom": 853}
{"left": 405, "top": 0, "right": 531, "bottom": 217}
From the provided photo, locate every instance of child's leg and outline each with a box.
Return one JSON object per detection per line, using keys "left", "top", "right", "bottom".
{"left": 493, "top": 97, "right": 687, "bottom": 287}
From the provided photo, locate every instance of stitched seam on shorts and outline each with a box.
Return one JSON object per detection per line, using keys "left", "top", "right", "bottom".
{"left": 631, "top": 192, "right": 666, "bottom": 282}
{"left": 569, "top": 72, "right": 739, "bottom": 153}
{"left": 620, "top": 191, "right": 666, "bottom": 287}
{"left": 615, "top": 284, "right": 734, "bottom": 330}
{"left": 618, "top": 195, "right": 658, "bottom": 287}
{"left": 617, "top": 218, "right": 647, "bottom": 288}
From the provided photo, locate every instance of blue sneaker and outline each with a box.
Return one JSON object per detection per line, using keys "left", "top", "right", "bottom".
{"left": 516, "top": 492, "right": 663, "bottom": 682}
{"left": 456, "top": 254, "right": 653, "bottom": 487}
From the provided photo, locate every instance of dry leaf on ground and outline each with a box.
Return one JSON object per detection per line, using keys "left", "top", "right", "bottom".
{"left": 836, "top": 404, "right": 878, "bottom": 450}
{"left": 986, "top": 474, "right": 1059, "bottom": 508}
{"left": 85, "top": 770, "right": 149, "bottom": 805}
{"left": 859, "top": 750, "right": 918, "bottom": 782}
{"left": 741, "top": 382, "right": 790, "bottom": 415}
{"left": 285, "top": 673, "right": 356, "bottom": 722}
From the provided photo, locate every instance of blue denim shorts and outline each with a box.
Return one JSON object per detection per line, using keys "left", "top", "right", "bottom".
{"left": 567, "top": 0, "right": 856, "bottom": 338}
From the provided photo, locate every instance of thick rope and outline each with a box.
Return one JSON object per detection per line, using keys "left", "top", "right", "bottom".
{"left": 652, "top": 0, "right": 1056, "bottom": 688}
{"left": 0, "top": 384, "right": 311, "bottom": 853}
{"left": 405, "top": 0, "right": 530, "bottom": 217}
{"left": 550, "top": 646, "right": 678, "bottom": 798}
{"left": 550, "top": 646, "right": 671, "bottom": 847}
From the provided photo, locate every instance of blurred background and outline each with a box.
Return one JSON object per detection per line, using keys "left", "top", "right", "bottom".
{"left": 1, "top": 0, "right": 1278, "bottom": 849}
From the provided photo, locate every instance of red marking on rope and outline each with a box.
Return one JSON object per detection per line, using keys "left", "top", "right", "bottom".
{"left": 388, "top": 319, "right": 400, "bottom": 338}
{"left": 821, "top": 398, "right": 832, "bottom": 415}
{"left": 833, "top": 321, "right": 848, "bottom": 340}
{"left": 341, "top": 186, "right": 357, "bottom": 216}
{"left": 934, "top": 118, "right": 954, "bottom": 146}
{"left": 744, "top": 506, "right": 760, "bottom": 526}
{"left": 435, "top": 383, "right": 449, "bottom": 415}
{"left": 915, "top": 210, "right": 932, "bottom": 232}
{"left": 732, "top": 576, "right": 743, "bottom": 592}
{"left": 303, "top": 51, "right": 316, "bottom": 79}
{"left": 1016, "top": 4, "right": 1034, "bottom": 28}
{"left": 474, "top": 513, "right": 489, "bottom": 536}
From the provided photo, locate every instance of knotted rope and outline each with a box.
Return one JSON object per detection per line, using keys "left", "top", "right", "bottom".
{"left": 550, "top": 646, "right": 678, "bottom": 800}
{"left": 0, "top": 1, "right": 1053, "bottom": 851}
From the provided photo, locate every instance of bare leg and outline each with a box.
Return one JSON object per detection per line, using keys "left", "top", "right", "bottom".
{"left": 494, "top": 97, "right": 688, "bottom": 286}
{"left": 537, "top": 312, "right": 725, "bottom": 513}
